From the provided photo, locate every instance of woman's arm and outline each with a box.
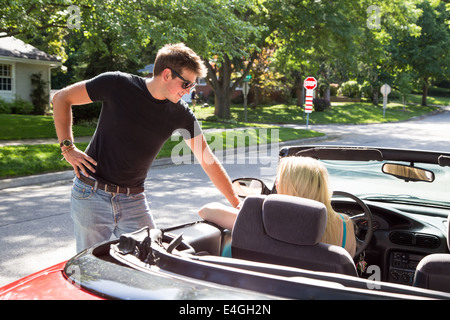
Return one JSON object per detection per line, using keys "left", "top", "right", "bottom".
{"left": 198, "top": 202, "right": 239, "bottom": 230}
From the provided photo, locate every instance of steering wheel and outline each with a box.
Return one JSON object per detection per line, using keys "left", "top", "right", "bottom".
{"left": 332, "top": 191, "right": 373, "bottom": 257}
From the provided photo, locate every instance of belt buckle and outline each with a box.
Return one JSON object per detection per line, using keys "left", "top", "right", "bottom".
{"left": 104, "top": 183, "right": 117, "bottom": 193}
{"left": 107, "top": 183, "right": 121, "bottom": 194}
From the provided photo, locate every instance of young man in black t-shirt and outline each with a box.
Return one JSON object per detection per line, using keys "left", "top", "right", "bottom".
{"left": 53, "top": 43, "right": 240, "bottom": 252}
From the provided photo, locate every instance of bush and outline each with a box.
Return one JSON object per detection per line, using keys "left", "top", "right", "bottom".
{"left": 11, "top": 97, "right": 34, "bottom": 114}
{"left": 0, "top": 97, "right": 11, "bottom": 114}
{"left": 0, "top": 97, "right": 34, "bottom": 114}
{"left": 360, "top": 81, "right": 372, "bottom": 99}
{"left": 330, "top": 84, "right": 339, "bottom": 96}
{"left": 339, "top": 80, "right": 361, "bottom": 98}
{"left": 30, "top": 73, "right": 49, "bottom": 115}
{"left": 388, "top": 90, "right": 402, "bottom": 100}
{"left": 313, "top": 98, "right": 331, "bottom": 112}
{"left": 72, "top": 102, "right": 102, "bottom": 124}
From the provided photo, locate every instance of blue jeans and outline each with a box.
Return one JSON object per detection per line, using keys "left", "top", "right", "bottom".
{"left": 71, "top": 177, "right": 156, "bottom": 252}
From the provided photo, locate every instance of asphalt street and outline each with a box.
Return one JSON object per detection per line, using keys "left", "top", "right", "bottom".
{"left": 0, "top": 107, "right": 449, "bottom": 287}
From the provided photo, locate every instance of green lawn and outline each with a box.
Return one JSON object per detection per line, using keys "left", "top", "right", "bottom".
{"left": 227, "top": 102, "right": 437, "bottom": 125}
{"left": 0, "top": 114, "right": 94, "bottom": 140}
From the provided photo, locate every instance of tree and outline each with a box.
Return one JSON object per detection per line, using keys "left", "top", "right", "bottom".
{"left": 353, "top": 0, "right": 422, "bottom": 105}
{"left": 151, "top": 0, "right": 265, "bottom": 119}
{"left": 269, "top": 0, "right": 361, "bottom": 106}
{"left": 0, "top": 0, "right": 76, "bottom": 58}
{"left": 398, "top": 1, "right": 450, "bottom": 105}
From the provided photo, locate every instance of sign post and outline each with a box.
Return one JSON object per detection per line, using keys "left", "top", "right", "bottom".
{"left": 303, "top": 77, "right": 317, "bottom": 129}
{"left": 243, "top": 74, "right": 251, "bottom": 122}
{"left": 380, "top": 84, "right": 391, "bottom": 118}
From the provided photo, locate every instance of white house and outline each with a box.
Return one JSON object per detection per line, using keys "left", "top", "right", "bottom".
{"left": 0, "top": 36, "right": 61, "bottom": 108}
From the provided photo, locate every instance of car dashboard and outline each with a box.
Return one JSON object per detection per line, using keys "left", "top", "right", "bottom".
{"left": 332, "top": 199, "right": 449, "bottom": 286}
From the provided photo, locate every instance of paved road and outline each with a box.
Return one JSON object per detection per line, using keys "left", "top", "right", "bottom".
{"left": 294, "top": 106, "right": 450, "bottom": 152}
{"left": 0, "top": 107, "right": 449, "bottom": 287}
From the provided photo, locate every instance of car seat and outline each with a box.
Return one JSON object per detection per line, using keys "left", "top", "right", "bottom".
{"left": 413, "top": 219, "right": 450, "bottom": 293}
{"left": 231, "top": 194, "right": 358, "bottom": 276}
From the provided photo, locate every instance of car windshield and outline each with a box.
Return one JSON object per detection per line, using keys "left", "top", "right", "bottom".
{"left": 322, "top": 160, "right": 450, "bottom": 209}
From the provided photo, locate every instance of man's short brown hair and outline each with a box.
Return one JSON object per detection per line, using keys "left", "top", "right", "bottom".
{"left": 153, "top": 43, "right": 207, "bottom": 78}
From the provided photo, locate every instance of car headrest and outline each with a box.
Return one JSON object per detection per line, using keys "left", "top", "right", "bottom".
{"left": 262, "top": 194, "right": 327, "bottom": 246}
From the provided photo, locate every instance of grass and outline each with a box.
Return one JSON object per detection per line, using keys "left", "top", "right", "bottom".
{"left": 0, "top": 114, "right": 94, "bottom": 140}
{"left": 227, "top": 102, "right": 437, "bottom": 125}
{"left": 0, "top": 143, "right": 79, "bottom": 177}
{"left": 403, "top": 93, "right": 450, "bottom": 107}
{"left": 0, "top": 93, "right": 445, "bottom": 179}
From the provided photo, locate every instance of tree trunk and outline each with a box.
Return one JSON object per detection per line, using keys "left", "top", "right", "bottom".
{"left": 422, "top": 77, "right": 428, "bottom": 106}
{"left": 325, "top": 87, "right": 330, "bottom": 102}
{"left": 204, "top": 52, "right": 256, "bottom": 120}
{"left": 205, "top": 55, "right": 232, "bottom": 119}
{"left": 372, "top": 87, "right": 379, "bottom": 105}
{"left": 214, "top": 89, "right": 231, "bottom": 118}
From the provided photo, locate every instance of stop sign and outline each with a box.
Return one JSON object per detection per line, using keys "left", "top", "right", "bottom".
{"left": 304, "top": 77, "right": 317, "bottom": 90}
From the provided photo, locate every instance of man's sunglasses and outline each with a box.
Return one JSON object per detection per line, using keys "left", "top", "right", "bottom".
{"left": 168, "top": 68, "right": 197, "bottom": 90}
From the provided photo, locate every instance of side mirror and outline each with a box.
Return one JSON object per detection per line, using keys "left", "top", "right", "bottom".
{"left": 382, "top": 163, "right": 435, "bottom": 182}
{"left": 232, "top": 178, "right": 270, "bottom": 198}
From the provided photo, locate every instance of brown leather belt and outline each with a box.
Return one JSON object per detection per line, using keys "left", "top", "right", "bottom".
{"left": 78, "top": 175, "right": 144, "bottom": 195}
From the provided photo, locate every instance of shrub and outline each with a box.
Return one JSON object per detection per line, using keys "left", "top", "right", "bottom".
{"left": 11, "top": 97, "right": 34, "bottom": 114}
{"left": 72, "top": 102, "right": 102, "bottom": 124}
{"left": 30, "top": 72, "right": 49, "bottom": 115}
{"left": 0, "top": 97, "right": 11, "bottom": 114}
{"left": 0, "top": 97, "right": 33, "bottom": 114}
{"left": 339, "top": 80, "right": 361, "bottom": 98}
{"left": 313, "top": 98, "right": 331, "bottom": 112}
{"left": 388, "top": 90, "right": 402, "bottom": 100}
{"left": 360, "top": 81, "right": 372, "bottom": 99}
{"left": 330, "top": 84, "right": 339, "bottom": 96}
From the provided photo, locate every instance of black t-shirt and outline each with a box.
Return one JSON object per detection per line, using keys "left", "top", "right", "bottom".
{"left": 85, "top": 71, "right": 201, "bottom": 188}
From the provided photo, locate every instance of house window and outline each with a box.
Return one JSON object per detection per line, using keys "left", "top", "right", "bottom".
{"left": 0, "top": 64, "right": 12, "bottom": 91}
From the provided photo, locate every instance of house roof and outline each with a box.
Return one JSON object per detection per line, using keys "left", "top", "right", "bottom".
{"left": 0, "top": 36, "right": 61, "bottom": 63}
{"left": 138, "top": 64, "right": 154, "bottom": 75}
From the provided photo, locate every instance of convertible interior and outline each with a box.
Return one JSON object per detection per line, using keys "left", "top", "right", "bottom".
{"left": 66, "top": 146, "right": 450, "bottom": 299}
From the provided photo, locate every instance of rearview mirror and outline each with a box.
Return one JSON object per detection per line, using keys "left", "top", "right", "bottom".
{"left": 232, "top": 178, "right": 270, "bottom": 198}
{"left": 382, "top": 163, "right": 435, "bottom": 182}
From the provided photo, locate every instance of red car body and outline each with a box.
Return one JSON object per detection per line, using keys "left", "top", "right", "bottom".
{"left": 0, "top": 261, "right": 101, "bottom": 300}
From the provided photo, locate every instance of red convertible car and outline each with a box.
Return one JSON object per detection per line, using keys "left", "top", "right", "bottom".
{"left": 1, "top": 145, "right": 450, "bottom": 301}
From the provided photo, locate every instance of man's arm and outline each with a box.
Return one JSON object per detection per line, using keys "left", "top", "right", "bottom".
{"left": 52, "top": 81, "right": 97, "bottom": 178}
{"left": 186, "top": 134, "right": 240, "bottom": 208}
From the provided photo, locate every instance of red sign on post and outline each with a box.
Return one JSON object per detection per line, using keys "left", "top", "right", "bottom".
{"left": 303, "top": 77, "right": 317, "bottom": 114}
{"left": 304, "top": 77, "right": 317, "bottom": 90}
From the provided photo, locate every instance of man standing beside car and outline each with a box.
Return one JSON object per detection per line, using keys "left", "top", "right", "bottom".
{"left": 53, "top": 43, "right": 240, "bottom": 252}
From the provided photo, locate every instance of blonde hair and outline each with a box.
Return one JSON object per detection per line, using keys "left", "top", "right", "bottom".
{"left": 276, "top": 156, "right": 350, "bottom": 247}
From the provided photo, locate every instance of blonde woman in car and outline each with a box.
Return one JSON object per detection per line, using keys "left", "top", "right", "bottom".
{"left": 199, "top": 156, "right": 356, "bottom": 258}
